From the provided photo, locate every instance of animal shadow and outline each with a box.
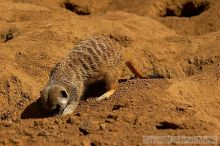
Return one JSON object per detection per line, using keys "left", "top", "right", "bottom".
{"left": 21, "top": 98, "right": 53, "bottom": 119}
{"left": 21, "top": 79, "right": 115, "bottom": 119}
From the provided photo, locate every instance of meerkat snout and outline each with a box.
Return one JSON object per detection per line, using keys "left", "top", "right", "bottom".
{"left": 41, "top": 85, "right": 69, "bottom": 115}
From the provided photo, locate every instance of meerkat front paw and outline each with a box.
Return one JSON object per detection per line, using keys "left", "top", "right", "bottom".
{"left": 62, "top": 101, "right": 79, "bottom": 115}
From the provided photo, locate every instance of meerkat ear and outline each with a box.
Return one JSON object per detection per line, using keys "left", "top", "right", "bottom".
{"left": 40, "top": 88, "right": 49, "bottom": 98}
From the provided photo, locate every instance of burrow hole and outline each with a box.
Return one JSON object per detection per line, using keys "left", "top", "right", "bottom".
{"left": 62, "top": 0, "right": 90, "bottom": 15}
{"left": 163, "top": 0, "right": 210, "bottom": 17}
{"left": 0, "top": 29, "right": 16, "bottom": 43}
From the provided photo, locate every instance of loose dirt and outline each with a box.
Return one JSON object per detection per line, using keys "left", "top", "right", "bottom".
{"left": 0, "top": 0, "right": 220, "bottom": 146}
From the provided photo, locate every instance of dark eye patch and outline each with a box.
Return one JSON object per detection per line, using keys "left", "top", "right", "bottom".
{"left": 61, "top": 90, "right": 68, "bottom": 98}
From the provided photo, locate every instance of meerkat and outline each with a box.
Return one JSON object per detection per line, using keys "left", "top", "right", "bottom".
{"left": 40, "top": 36, "right": 144, "bottom": 115}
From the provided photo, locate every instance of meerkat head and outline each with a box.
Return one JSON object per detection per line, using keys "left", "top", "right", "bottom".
{"left": 40, "top": 85, "right": 70, "bottom": 115}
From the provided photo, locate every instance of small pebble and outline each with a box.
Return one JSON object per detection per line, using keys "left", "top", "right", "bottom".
{"left": 66, "top": 117, "right": 74, "bottom": 125}
{"left": 37, "top": 130, "right": 49, "bottom": 137}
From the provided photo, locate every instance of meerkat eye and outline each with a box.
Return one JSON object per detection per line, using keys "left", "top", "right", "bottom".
{"left": 61, "top": 90, "right": 68, "bottom": 98}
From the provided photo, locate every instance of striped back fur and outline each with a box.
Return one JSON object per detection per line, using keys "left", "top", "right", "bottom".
{"left": 47, "top": 36, "right": 125, "bottom": 99}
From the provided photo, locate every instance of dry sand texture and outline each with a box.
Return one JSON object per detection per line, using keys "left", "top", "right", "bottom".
{"left": 0, "top": 0, "right": 220, "bottom": 145}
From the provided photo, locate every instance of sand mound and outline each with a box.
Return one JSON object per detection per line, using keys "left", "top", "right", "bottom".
{"left": 0, "top": 0, "right": 220, "bottom": 145}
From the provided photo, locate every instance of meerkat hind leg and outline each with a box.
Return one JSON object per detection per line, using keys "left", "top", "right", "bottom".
{"left": 96, "top": 72, "right": 118, "bottom": 101}
{"left": 96, "top": 89, "right": 116, "bottom": 101}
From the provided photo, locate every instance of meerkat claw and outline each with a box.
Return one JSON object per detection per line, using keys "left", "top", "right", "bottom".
{"left": 96, "top": 89, "right": 115, "bottom": 101}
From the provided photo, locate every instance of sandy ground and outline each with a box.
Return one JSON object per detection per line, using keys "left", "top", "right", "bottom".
{"left": 0, "top": 0, "right": 220, "bottom": 145}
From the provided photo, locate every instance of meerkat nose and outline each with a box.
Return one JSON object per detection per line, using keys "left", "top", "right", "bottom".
{"left": 50, "top": 95, "right": 69, "bottom": 114}
{"left": 46, "top": 86, "right": 69, "bottom": 114}
{"left": 52, "top": 104, "right": 61, "bottom": 114}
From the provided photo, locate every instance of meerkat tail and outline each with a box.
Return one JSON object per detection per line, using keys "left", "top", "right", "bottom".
{"left": 124, "top": 49, "right": 146, "bottom": 79}
{"left": 125, "top": 60, "right": 145, "bottom": 79}
{"left": 96, "top": 89, "right": 116, "bottom": 101}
